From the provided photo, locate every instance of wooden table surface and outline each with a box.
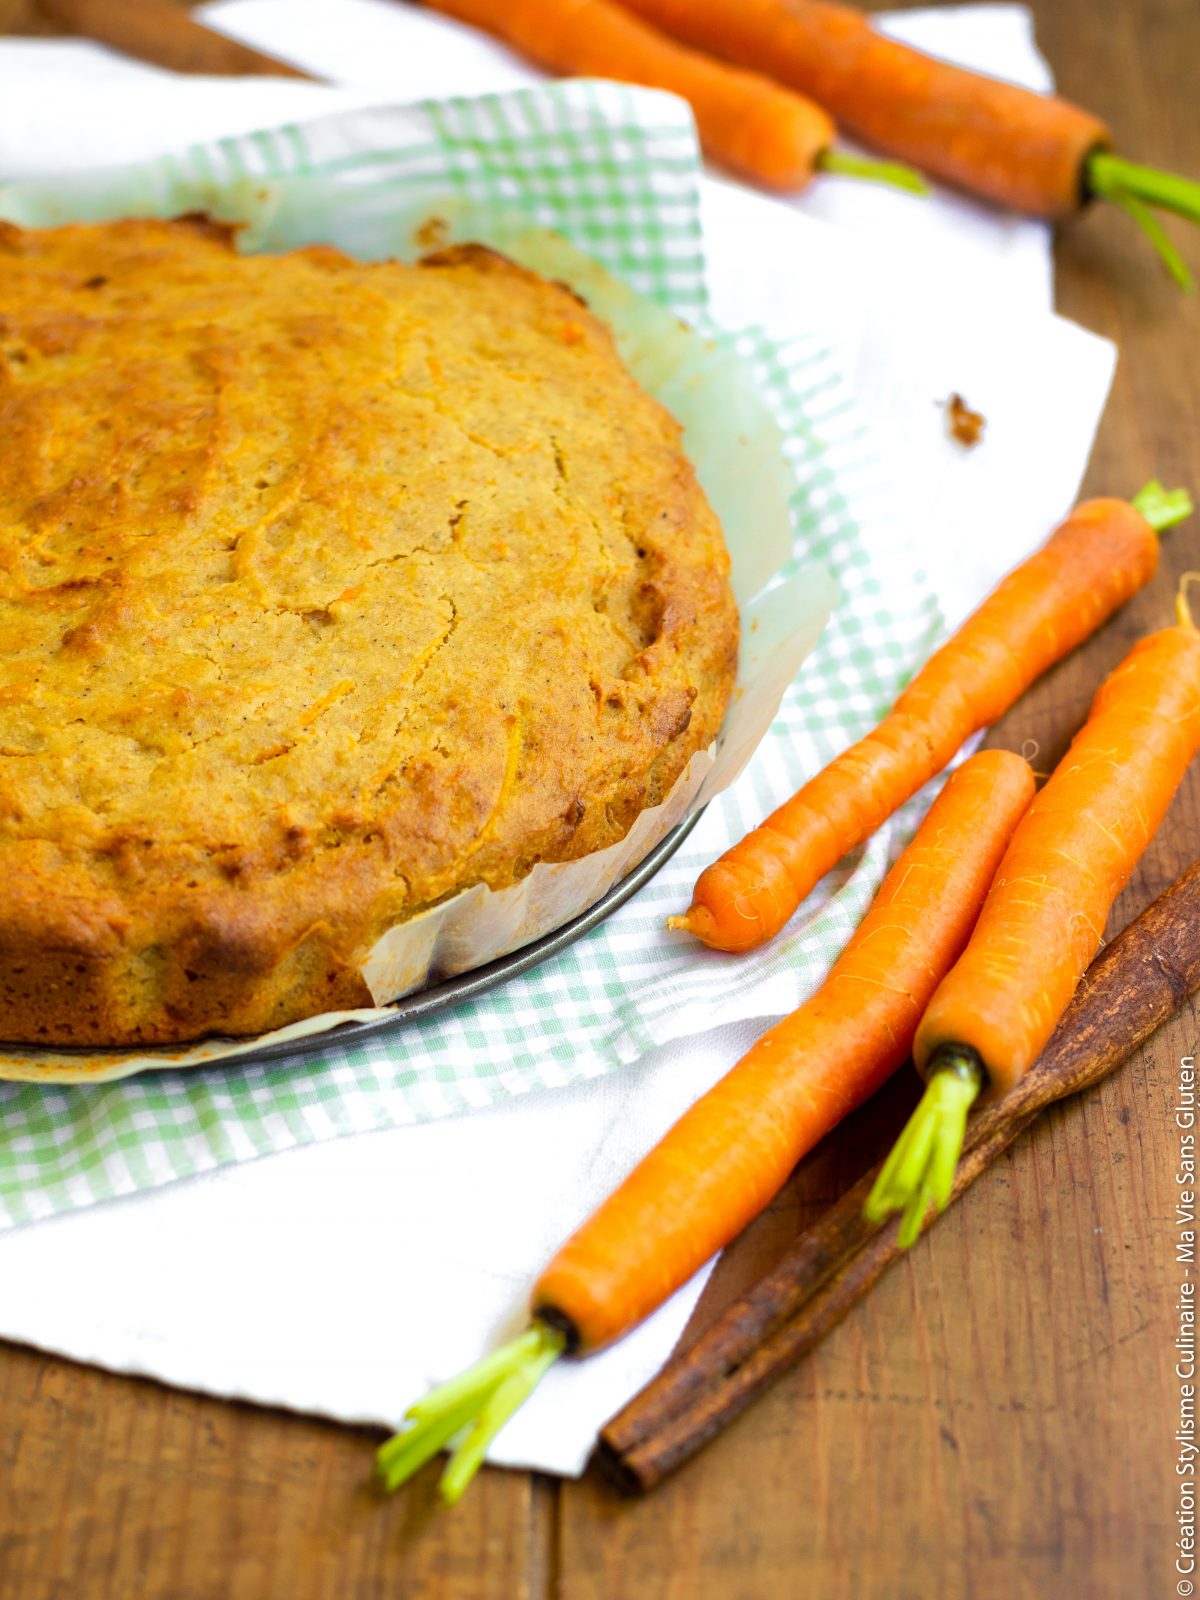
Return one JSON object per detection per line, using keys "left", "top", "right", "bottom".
{"left": 1, "top": 0, "right": 1196, "bottom": 1594}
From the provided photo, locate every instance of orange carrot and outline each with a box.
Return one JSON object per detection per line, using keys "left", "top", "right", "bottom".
{"left": 868, "top": 603, "right": 1200, "bottom": 1246}
{"left": 535, "top": 749, "right": 1034, "bottom": 1350}
{"left": 421, "top": 0, "right": 925, "bottom": 194}
{"left": 613, "top": 0, "right": 1104, "bottom": 215}
{"left": 376, "top": 748, "right": 1035, "bottom": 1502}
{"left": 613, "top": 0, "right": 1200, "bottom": 285}
{"left": 673, "top": 483, "right": 1192, "bottom": 954}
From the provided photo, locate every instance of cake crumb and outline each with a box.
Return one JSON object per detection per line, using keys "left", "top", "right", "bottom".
{"left": 414, "top": 215, "right": 450, "bottom": 251}
{"left": 944, "top": 392, "right": 986, "bottom": 449}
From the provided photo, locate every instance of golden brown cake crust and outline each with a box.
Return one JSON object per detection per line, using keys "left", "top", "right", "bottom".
{"left": 0, "top": 218, "right": 737, "bottom": 1046}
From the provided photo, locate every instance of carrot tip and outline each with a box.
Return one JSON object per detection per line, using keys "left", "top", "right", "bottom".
{"left": 666, "top": 904, "right": 723, "bottom": 945}
{"left": 1178, "top": 572, "right": 1200, "bottom": 631}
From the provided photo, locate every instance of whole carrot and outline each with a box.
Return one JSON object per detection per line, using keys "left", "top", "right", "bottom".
{"left": 672, "top": 482, "right": 1192, "bottom": 954}
{"left": 375, "top": 749, "right": 1035, "bottom": 1502}
{"left": 614, "top": 0, "right": 1200, "bottom": 287}
{"left": 868, "top": 593, "right": 1200, "bottom": 1245}
{"left": 420, "top": 0, "right": 926, "bottom": 194}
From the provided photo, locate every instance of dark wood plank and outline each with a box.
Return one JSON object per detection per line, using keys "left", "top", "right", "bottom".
{"left": 0, "top": 0, "right": 55, "bottom": 33}
{"left": 0, "top": 1346, "right": 549, "bottom": 1600}
{"left": 0, "top": 0, "right": 198, "bottom": 34}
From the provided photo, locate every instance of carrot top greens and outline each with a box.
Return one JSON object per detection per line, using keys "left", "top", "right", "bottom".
{"left": 1088, "top": 154, "right": 1200, "bottom": 291}
{"left": 864, "top": 1046, "right": 985, "bottom": 1247}
{"left": 1131, "top": 479, "right": 1194, "bottom": 531}
{"left": 376, "top": 1322, "right": 565, "bottom": 1504}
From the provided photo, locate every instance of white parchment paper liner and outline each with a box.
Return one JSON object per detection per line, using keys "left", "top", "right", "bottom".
{"left": 0, "top": 205, "right": 835, "bottom": 1083}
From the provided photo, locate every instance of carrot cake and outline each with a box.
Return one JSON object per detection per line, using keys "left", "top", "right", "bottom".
{"left": 0, "top": 217, "right": 737, "bottom": 1045}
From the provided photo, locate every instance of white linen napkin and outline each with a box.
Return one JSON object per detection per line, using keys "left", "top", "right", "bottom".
{"left": 0, "top": 4, "right": 1114, "bottom": 1475}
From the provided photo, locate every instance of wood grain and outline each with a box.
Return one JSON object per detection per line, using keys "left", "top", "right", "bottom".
{"left": 1, "top": 0, "right": 1198, "bottom": 1594}
{"left": 1, "top": 1349, "right": 555, "bottom": 1600}
{"left": 36, "top": 0, "right": 315, "bottom": 77}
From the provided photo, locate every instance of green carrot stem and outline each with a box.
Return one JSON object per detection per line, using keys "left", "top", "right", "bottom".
{"left": 1088, "top": 151, "right": 1200, "bottom": 226}
{"left": 1105, "top": 188, "right": 1195, "bottom": 291}
{"left": 440, "top": 1335, "right": 564, "bottom": 1505}
{"left": 1132, "top": 480, "right": 1195, "bottom": 533}
{"left": 376, "top": 1392, "right": 483, "bottom": 1492}
{"left": 402, "top": 1325, "right": 546, "bottom": 1423}
{"left": 816, "top": 147, "right": 930, "bottom": 196}
{"left": 1085, "top": 153, "right": 1200, "bottom": 291}
{"left": 864, "top": 1046, "right": 985, "bottom": 1248}
{"left": 375, "top": 1321, "right": 567, "bottom": 1504}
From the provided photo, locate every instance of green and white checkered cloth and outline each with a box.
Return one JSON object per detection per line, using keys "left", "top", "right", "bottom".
{"left": 0, "top": 82, "right": 943, "bottom": 1227}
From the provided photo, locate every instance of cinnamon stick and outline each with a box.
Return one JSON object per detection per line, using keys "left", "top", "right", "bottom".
{"left": 37, "top": 0, "right": 319, "bottom": 79}
{"left": 597, "top": 857, "right": 1200, "bottom": 1493}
